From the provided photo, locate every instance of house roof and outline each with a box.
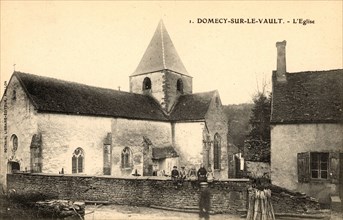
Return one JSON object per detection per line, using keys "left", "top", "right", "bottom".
{"left": 9, "top": 71, "right": 214, "bottom": 122}
{"left": 169, "top": 91, "right": 215, "bottom": 121}
{"left": 13, "top": 71, "right": 168, "bottom": 121}
{"left": 132, "top": 20, "right": 189, "bottom": 77}
{"left": 271, "top": 69, "right": 343, "bottom": 124}
{"left": 152, "top": 146, "right": 179, "bottom": 159}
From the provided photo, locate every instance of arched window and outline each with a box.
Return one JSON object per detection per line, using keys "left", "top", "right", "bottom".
{"left": 121, "top": 147, "right": 132, "bottom": 169}
{"left": 143, "top": 77, "right": 152, "bottom": 90}
{"left": 213, "top": 133, "right": 221, "bottom": 170}
{"left": 176, "top": 79, "right": 183, "bottom": 93}
{"left": 215, "top": 97, "right": 220, "bottom": 107}
{"left": 11, "top": 134, "right": 18, "bottom": 152}
{"left": 72, "top": 148, "right": 84, "bottom": 173}
{"left": 12, "top": 90, "right": 17, "bottom": 101}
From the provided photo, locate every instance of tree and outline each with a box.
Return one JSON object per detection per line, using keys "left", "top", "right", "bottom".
{"left": 245, "top": 92, "right": 272, "bottom": 163}
{"left": 248, "top": 92, "right": 271, "bottom": 142}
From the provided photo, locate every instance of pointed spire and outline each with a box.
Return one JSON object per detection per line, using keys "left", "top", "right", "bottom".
{"left": 132, "top": 20, "right": 189, "bottom": 76}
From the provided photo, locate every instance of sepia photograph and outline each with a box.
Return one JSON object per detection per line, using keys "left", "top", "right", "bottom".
{"left": 0, "top": 1, "right": 342, "bottom": 219}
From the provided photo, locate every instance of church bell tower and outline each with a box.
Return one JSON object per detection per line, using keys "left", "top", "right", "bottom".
{"left": 129, "top": 20, "right": 192, "bottom": 113}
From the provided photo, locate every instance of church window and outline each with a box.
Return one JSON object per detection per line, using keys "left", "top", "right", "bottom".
{"left": 12, "top": 90, "right": 17, "bottom": 101}
{"left": 72, "top": 148, "right": 84, "bottom": 173}
{"left": 213, "top": 133, "right": 221, "bottom": 170}
{"left": 177, "top": 79, "right": 183, "bottom": 93}
{"left": 121, "top": 147, "right": 132, "bottom": 169}
{"left": 11, "top": 134, "right": 18, "bottom": 152}
{"left": 143, "top": 77, "right": 152, "bottom": 90}
{"left": 215, "top": 97, "right": 220, "bottom": 107}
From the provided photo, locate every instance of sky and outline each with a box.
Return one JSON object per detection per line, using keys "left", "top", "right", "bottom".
{"left": 1, "top": 1, "right": 342, "bottom": 105}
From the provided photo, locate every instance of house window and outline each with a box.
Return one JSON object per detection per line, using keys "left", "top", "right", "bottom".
{"left": 72, "top": 148, "right": 84, "bottom": 173}
{"left": 213, "top": 133, "right": 221, "bottom": 170}
{"left": 11, "top": 134, "right": 18, "bottom": 152}
{"left": 310, "top": 152, "right": 329, "bottom": 179}
{"left": 298, "top": 152, "right": 340, "bottom": 183}
{"left": 121, "top": 147, "right": 132, "bottom": 169}
{"left": 143, "top": 77, "right": 151, "bottom": 90}
{"left": 176, "top": 79, "right": 183, "bottom": 93}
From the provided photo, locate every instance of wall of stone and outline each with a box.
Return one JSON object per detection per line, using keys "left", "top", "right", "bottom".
{"left": 0, "top": 75, "right": 39, "bottom": 189}
{"left": 245, "top": 161, "right": 270, "bottom": 178}
{"left": 111, "top": 118, "right": 172, "bottom": 176}
{"left": 37, "top": 113, "right": 112, "bottom": 175}
{"left": 174, "top": 122, "right": 205, "bottom": 168}
{"left": 129, "top": 71, "right": 192, "bottom": 113}
{"left": 7, "top": 173, "right": 250, "bottom": 214}
{"left": 163, "top": 70, "right": 192, "bottom": 112}
{"left": 271, "top": 123, "right": 343, "bottom": 202}
{"left": 129, "top": 71, "right": 165, "bottom": 108}
{"left": 205, "top": 91, "right": 229, "bottom": 179}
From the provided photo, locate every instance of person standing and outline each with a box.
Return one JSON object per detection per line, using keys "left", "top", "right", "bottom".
{"left": 171, "top": 166, "right": 179, "bottom": 188}
{"left": 206, "top": 166, "right": 214, "bottom": 187}
{"left": 197, "top": 164, "right": 207, "bottom": 183}
{"left": 188, "top": 166, "right": 197, "bottom": 189}
{"left": 199, "top": 182, "right": 211, "bottom": 220}
{"left": 179, "top": 166, "right": 187, "bottom": 186}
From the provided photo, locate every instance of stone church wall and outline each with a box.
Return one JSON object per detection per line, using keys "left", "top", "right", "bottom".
{"left": 111, "top": 118, "right": 172, "bottom": 176}
{"left": 129, "top": 70, "right": 192, "bottom": 112}
{"left": 37, "top": 114, "right": 112, "bottom": 175}
{"left": 163, "top": 70, "right": 192, "bottom": 112}
{"left": 7, "top": 173, "right": 250, "bottom": 214}
{"left": 205, "top": 92, "right": 229, "bottom": 179}
{"left": 129, "top": 71, "right": 165, "bottom": 107}
{"left": 0, "top": 76, "right": 39, "bottom": 189}
{"left": 174, "top": 122, "right": 205, "bottom": 168}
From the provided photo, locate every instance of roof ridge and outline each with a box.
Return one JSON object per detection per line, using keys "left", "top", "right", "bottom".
{"left": 14, "top": 71, "right": 147, "bottom": 97}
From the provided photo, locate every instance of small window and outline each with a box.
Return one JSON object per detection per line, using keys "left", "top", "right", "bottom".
{"left": 72, "top": 148, "right": 84, "bottom": 173}
{"left": 213, "top": 133, "right": 221, "bottom": 170}
{"left": 12, "top": 90, "right": 16, "bottom": 101}
{"left": 143, "top": 77, "right": 151, "bottom": 90}
{"left": 310, "top": 152, "right": 329, "bottom": 179}
{"left": 121, "top": 147, "right": 132, "bottom": 169}
{"left": 11, "top": 134, "right": 18, "bottom": 152}
{"left": 215, "top": 97, "right": 220, "bottom": 107}
{"left": 176, "top": 79, "right": 183, "bottom": 93}
{"left": 298, "top": 152, "right": 339, "bottom": 183}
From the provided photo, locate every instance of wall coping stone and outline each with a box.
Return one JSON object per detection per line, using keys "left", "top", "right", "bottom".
{"left": 10, "top": 173, "right": 250, "bottom": 182}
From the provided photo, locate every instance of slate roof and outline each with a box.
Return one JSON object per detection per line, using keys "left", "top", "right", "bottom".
{"left": 132, "top": 20, "right": 189, "bottom": 76}
{"left": 152, "top": 146, "right": 179, "bottom": 159}
{"left": 8, "top": 71, "right": 214, "bottom": 122}
{"left": 271, "top": 69, "right": 343, "bottom": 124}
{"left": 13, "top": 71, "right": 168, "bottom": 121}
{"left": 169, "top": 91, "right": 215, "bottom": 121}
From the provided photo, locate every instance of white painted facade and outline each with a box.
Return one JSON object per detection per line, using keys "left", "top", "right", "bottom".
{"left": 271, "top": 123, "right": 343, "bottom": 198}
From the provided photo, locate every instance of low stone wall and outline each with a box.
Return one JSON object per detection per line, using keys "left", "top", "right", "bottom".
{"left": 7, "top": 173, "right": 250, "bottom": 214}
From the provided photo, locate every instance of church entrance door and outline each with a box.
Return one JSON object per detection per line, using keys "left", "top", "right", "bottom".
{"left": 7, "top": 161, "right": 20, "bottom": 174}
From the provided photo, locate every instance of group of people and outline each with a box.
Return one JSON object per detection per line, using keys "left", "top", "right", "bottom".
{"left": 171, "top": 164, "right": 214, "bottom": 189}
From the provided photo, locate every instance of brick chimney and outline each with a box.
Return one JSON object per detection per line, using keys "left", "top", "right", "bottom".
{"left": 276, "top": 40, "right": 287, "bottom": 81}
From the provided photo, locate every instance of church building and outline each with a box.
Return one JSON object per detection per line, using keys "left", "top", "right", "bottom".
{"left": 0, "top": 20, "right": 228, "bottom": 188}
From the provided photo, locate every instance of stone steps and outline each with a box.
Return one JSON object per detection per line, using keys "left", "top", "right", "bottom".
{"left": 330, "top": 196, "right": 342, "bottom": 212}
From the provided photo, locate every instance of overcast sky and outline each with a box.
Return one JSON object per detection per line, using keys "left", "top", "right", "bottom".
{"left": 1, "top": 1, "right": 342, "bottom": 104}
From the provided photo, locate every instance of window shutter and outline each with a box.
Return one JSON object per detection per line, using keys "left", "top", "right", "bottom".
{"left": 297, "top": 152, "right": 310, "bottom": 183}
{"left": 329, "top": 152, "right": 339, "bottom": 184}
